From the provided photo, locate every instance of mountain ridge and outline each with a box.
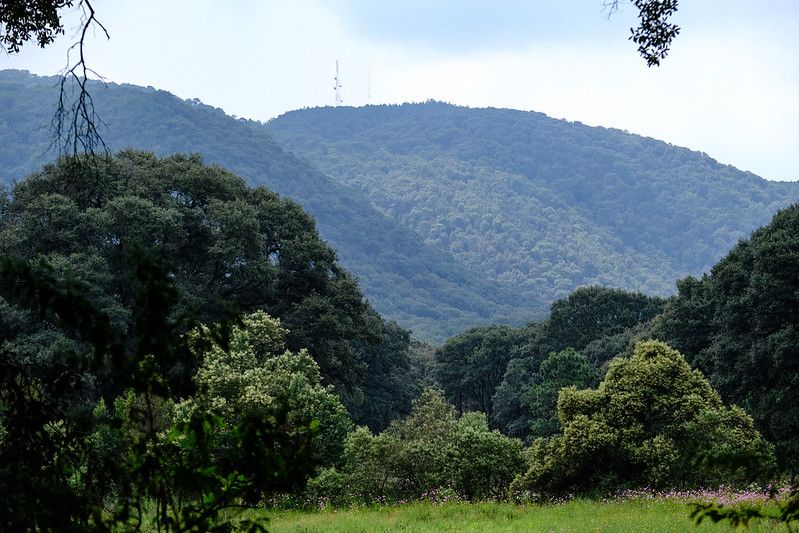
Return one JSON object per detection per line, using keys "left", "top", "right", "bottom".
{"left": 266, "top": 101, "right": 799, "bottom": 305}
{"left": 4, "top": 70, "right": 798, "bottom": 341}
{"left": 0, "top": 70, "right": 534, "bottom": 342}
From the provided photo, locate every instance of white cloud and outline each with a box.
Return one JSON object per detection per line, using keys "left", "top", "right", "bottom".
{"left": 2, "top": 0, "right": 797, "bottom": 180}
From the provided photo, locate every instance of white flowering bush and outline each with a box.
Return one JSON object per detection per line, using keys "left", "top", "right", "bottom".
{"left": 176, "top": 311, "right": 353, "bottom": 468}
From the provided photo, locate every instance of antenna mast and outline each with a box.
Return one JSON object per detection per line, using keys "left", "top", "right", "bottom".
{"left": 334, "top": 60, "right": 343, "bottom": 106}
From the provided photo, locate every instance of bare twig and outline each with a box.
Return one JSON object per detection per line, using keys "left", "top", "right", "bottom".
{"left": 602, "top": 0, "right": 620, "bottom": 18}
{"left": 51, "top": 0, "right": 110, "bottom": 158}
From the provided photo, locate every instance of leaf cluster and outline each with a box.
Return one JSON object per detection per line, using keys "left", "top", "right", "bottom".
{"left": 0, "top": 0, "right": 72, "bottom": 53}
{"left": 629, "top": 0, "right": 680, "bottom": 67}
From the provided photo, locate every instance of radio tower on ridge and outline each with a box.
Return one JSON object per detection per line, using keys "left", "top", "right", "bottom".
{"left": 334, "top": 60, "right": 343, "bottom": 106}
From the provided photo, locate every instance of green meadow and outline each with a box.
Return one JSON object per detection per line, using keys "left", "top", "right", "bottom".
{"left": 264, "top": 500, "right": 782, "bottom": 533}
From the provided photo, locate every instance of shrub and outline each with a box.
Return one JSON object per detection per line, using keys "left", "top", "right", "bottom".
{"left": 511, "top": 341, "right": 775, "bottom": 498}
{"left": 338, "top": 389, "right": 526, "bottom": 503}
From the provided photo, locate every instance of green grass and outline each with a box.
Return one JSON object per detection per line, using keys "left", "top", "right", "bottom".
{"left": 262, "top": 500, "right": 783, "bottom": 532}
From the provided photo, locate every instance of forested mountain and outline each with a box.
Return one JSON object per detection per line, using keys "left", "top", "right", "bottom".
{"left": 5, "top": 70, "right": 798, "bottom": 342}
{"left": 0, "top": 70, "right": 532, "bottom": 342}
{"left": 267, "top": 102, "right": 799, "bottom": 305}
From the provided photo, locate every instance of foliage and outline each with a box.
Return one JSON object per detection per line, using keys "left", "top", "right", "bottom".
{"left": 360, "top": 320, "right": 419, "bottom": 431}
{"left": 0, "top": 255, "right": 121, "bottom": 530}
{"left": 447, "top": 412, "right": 526, "bottom": 500}
{"left": 650, "top": 203, "right": 799, "bottom": 470}
{"left": 523, "top": 348, "right": 597, "bottom": 438}
{"left": 407, "top": 338, "right": 439, "bottom": 390}
{"left": 542, "top": 286, "right": 665, "bottom": 354}
{"left": 627, "top": 0, "right": 681, "bottom": 67}
{"left": 0, "top": 0, "right": 73, "bottom": 53}
{"left": 511, "top": 341, "right": 775, "bottom": 498}
{"left": 175, "top": 311, "right": 354, "bottom": 469}
{"left": 491, "top": 355, "right": 537, "bottom": 439}
{"left": 0, "top": 251, "right": 315, "bottom": 531}
{"left": 435, "top": 325, "right": 521, "bottom": 418}
{"left": 492, "top": 287, "right": 664, "bottom": 438}
{"left": 106, "top": 403, "right": 315, "bottom": 532}
{"left": 0, "top": 150, "right": 414, "bottom": 425}
{"left": 332, "top": 389, "right": 525, "bottom": 504}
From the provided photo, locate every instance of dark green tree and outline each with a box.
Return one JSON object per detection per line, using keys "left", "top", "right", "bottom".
{"left": 0, "top": 151, "right": 411, "bottom": 423}
{"left": 0, "top": 252, "right": 317, "bottom": 531}
{"left": 360, "top": 319, "right": 419, "bottom": 432}
{"left": 491, "top": 355, "right": 538, "bottom": 438}
{"left": 543, "top": 286, "right": 666, "bottom": 354}
{"left": 651, "top": 203, "right": 799, "bottom": 470}
{"left": 523, "top": 348, "right": 597, "bottom": 438}
{"left": 435, "top": 325, "right": 521, "bottom": 418}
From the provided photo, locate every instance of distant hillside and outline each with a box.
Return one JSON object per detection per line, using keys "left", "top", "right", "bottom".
{"left": 0, "top": 70, "right": 534, "bottom": 342}
{"left": 267, "top": 102, "right": 799, "bottom": 304}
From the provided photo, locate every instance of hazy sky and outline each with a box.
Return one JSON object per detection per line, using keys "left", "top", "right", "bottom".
{"left": 4, "top": 0, "right": 798, "bottom": 180}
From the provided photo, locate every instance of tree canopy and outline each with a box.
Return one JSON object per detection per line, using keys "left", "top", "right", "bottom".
{"left": 267, "top": 102, "right": 799, "bottom": 309}
{"left": 435, "top": 325, "right": 522, "bottom": 420}
{"left": 0, "top": 150, "right": 416, "bottom": 426}
{"left": 511, "top": 341, "right": 774, "bottom": 498}
{"left": 492, "top": 287, "right": 666, "bottom": 438}
{"left": 649, "top": 203, "right": 799, "bottom": 470}
{"left": 524, "top": 348, "right": 597, "bottom": 438}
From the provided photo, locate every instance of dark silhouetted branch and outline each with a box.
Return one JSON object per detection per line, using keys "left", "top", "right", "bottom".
{"left": 604, "top": 0, "right": 680, "bottom": 67}
{"left": 51, "top": 0, "right": 110, "bottom": 157}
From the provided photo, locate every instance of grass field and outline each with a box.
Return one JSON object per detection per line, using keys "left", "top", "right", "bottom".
{"left": 263, "top": 499, "right": 783, "bottom": 532}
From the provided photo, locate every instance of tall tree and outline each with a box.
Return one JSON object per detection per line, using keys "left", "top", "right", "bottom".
{"left": 435, "top": 325, "right": 521, "bottom": 418}
{"left": 651, "top": 203, "right": 799, "bottom": 470}
{"left": 523, "top": 348, "right": 597, "bottom": 438}
{"left": 0, "top": 151, "right": 412, "bottom": 422}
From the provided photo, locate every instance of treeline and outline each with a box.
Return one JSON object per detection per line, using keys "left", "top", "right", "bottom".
{"left": 1, "top": 152, "right": 798, "bottom": 530}
{"left": 441, "top": 200, "right": 799, "bottom": 473}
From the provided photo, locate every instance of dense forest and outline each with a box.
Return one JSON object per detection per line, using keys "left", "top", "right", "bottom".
{"left": 2, "top": 69, "right": 799, "bottom": 530}
{"left": 267, "top": 102, "right": 799, "bottom": 305}
{"left": 3, "top": 150, "right": 797, "bottom": 529}
{"left": 0, "top": 70, "right": 529, "bottom": 342}
{"left": 0, "top": 151, "right": 436, "bottom": 430}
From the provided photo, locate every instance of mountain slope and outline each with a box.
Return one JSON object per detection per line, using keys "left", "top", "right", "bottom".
{"left": 266, "top": 102, "right": 799, "bottom": 304}
{"left": 0, "top": 70, "right": 534, "bottom": 342}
